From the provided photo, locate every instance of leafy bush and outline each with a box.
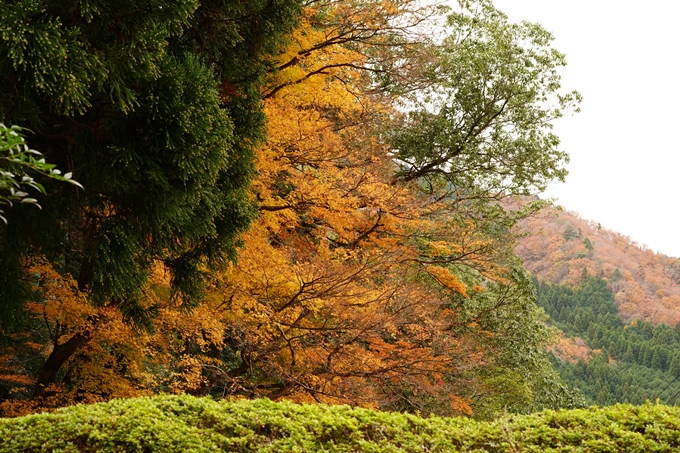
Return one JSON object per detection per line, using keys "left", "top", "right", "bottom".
{"left": 2, "top": 395, "right": 680, "bottom": 452}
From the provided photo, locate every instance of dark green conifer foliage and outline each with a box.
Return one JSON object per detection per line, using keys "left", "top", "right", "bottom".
{"left": 0, "top": 0, "right": 301, "bottom": 387}
{"left": 643, "top": 347, "right": 654, "bottom": 368}
{"left": 669, "top": 355, "right": 680, "bottom": 377}
{"left": 536, "top": 276, "right": 680, "bottom": 405}
{"left": 0, "top": 0, "right": 301, "bottom": 315}
{"left": 623, "top": 345, "right": 634, "bottom": 362}
{"left": 651, "top": 350, "right": 662, "bottom": 371}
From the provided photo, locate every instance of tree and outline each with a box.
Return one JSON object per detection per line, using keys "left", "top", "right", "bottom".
{"left": 189, "top": 0, "right": 582, "bottom": 417}
{"left": 583, "top": 237, "right": 594, "bottom": 252}
{"left": 623, "top": 345, "right": 634, "bottom": 362}
{"left": 389, "top": 0, "right": 580, "bottom": 196}
{"left": 651, "top": 349, "right": 662, "bottom": 370}
{"left": 669, "top": 355, "right": 680, "bottom": 377}
{"left": 0, "top": 0, "right": 301, "bottom": 397}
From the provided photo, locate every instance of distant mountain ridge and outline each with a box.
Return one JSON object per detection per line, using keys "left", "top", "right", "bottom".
{"left": 516, "top": 207, "right": 680, "bottom": 326}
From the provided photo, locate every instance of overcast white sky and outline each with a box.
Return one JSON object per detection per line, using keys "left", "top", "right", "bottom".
{"left": 490, "top": 0, "right": 680, "bottom": 258}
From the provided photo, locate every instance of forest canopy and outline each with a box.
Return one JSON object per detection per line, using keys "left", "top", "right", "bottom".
{"left": 0, "top": 0, "right": 581, "bottom": 418}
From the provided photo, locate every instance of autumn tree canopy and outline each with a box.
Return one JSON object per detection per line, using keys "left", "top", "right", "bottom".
{"left": 0, "top": 0, "right": 582, "bottom": 418}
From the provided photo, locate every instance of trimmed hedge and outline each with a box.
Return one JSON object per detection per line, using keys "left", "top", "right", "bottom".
{"left": 2, "top": 395, "right": 680, "bottom": 452}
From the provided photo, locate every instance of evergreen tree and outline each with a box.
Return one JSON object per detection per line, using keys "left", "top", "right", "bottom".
{"left": 644, "top": 348, "right": 654, "bottom": 368}
{"left": 651, "top": 350, "right": 662, "bottom": 370}
{"left": 638, "top": 344, "right": 649, "bottom": 366}
{"left": 0, "top": 0, "right": 301, "bottom": 395}
{"left": 669, "top": 356, "right": 680, "bottom": 377}
{"left": 616, "top": 337, "right": 627, "bottom": 357}
{"left": 659, "top": 348, "right": 669, "bottom": 371}
{"left": 623, "top": 345, "right": 634, "bottom": 362}
{"left": 632, "top": 343, "right": 641, "bottom": 362}
{"left": 583, "top": 237, "right": 594, "bottom": 252}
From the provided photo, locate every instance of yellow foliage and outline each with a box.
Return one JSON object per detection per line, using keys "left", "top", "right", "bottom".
{"left": 198, "top": 0, "right": 521, "bottom": 415}
{"left": 425, "top": 265, "right": 469, "bottom": 298}
{"left": 25, "top": 257, "right": 95, "bottom": 329}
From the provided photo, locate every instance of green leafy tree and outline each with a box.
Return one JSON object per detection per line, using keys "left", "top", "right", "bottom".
{"left": 0, "top": 0, "right": 301, "bottom": 395}
{"left": 390, "top": 0, "right": 580, "bottom": 196}
{"left": 452, "top": 267, "right": 585, "bottom": 417}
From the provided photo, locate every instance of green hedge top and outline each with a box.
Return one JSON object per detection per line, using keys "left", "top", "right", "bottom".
{"left": 2, "top": 395, "right": 680, "bottom": 452}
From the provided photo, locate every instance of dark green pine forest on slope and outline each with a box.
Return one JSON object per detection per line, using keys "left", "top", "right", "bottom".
{"left": 536, "top": 275, "right": 680, "bottom": 407}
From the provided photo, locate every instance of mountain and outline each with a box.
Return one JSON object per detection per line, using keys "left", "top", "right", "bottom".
{"left": 515, "top": 205, "right": 680, "bottom": 406}
{"left": 516, "top": 207, "right": 680, "bottom": 326}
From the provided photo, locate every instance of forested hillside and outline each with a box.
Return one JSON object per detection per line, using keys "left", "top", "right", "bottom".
{"left": 0, "top": 0, "right": 583, "bottom": 419}
{"left": 517, "top": 207, "right": 680, "bottom": 325}
{"left": 535, "top": 276, "right": 680, "bottom": 406}
{"left": 512, "top": 206, "right": 680, "bottom": 405}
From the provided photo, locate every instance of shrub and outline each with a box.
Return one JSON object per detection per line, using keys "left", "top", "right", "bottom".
{"left": 2, "top": 395, "right": 680, "bottom": 452}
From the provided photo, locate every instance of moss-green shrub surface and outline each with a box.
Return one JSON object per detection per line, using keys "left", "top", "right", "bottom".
{"left": 2, "top": 395, "right": 680, "bottom": 452}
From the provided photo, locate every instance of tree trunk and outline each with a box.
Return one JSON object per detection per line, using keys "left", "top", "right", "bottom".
{"left": 32, "top": 330, "right": 94, "bottom": 399}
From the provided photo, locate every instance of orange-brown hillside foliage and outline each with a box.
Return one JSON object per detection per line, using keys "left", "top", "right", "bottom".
{"left": 547, "top": 333, "right": 599, "bottom": 365}
{"left": 516, "top": 206, "right": 680, "bottom": 326}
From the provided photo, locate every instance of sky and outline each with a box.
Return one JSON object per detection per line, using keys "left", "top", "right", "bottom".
{"left": 489, "top": 0, "right": 680, "bottom": 258}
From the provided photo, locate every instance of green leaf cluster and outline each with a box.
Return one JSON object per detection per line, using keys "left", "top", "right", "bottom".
{"left": 391, "top": 0, "right": 580, "bottom": 197}
{"left": 0, "top": 123, "right": 81, "bottom": 223}
{"left": 3, "top": 394, "right": 680, "bottom": 452}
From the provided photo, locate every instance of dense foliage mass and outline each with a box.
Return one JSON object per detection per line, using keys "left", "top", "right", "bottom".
{"left": 0, "top": 0, "right": 302, "bottom": 408}
{"left": 1, "top": 0, "right": 582, "bottom": 419}
{"left": 3, "top": 395, "right": 680, "bottom": 452}
{"left": 536, "top": 276, "right": 680, "bottom": 406}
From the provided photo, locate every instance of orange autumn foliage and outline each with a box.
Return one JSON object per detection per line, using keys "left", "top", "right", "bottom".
{"left": 0, "top": 258, "right": 235, "bottom": 416}
{"left": 203, "top": 0, "right": 546, "bottom": 416}
{"left": 547, "top": 333, "right": 599, "bottom": 365}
